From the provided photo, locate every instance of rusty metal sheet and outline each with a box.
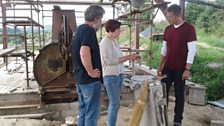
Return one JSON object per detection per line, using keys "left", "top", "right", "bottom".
{"left": 52, "top": 9, "right": 77, "bottom": 43}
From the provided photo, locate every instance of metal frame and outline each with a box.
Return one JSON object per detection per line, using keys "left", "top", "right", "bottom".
{"left": 4, "top": 0, "right": 126, "bottom": 6}
{"left": 0, "top": 2, "right": 44, "bottom": 88}
{"left": 114, "top": 0, "right": 169, "bottom": 70}
{"left": 1, "top": 0, "right": 170, "bottom": 87}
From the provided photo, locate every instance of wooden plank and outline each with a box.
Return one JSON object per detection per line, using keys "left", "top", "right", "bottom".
{"left": 0, "top": 100, "right": 40, "bottom": 106}
{"left": 0, "top": 104, "right": 39, "bottom": 110}
{"left": 135, "top": 65, "right": 167, "bottom": 81}
{"left": 135, "top": 65, "right": 157, "bottom": 77}
{"left": 0, "top": 48, "right": 16, "bottom": 57}
{"left": 0, "top": 113, "right": 49, "bottom": 119}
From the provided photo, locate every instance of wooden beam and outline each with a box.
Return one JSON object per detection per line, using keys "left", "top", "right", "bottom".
{"left": 0, "top": 48, "right": 16, "bottom": 57}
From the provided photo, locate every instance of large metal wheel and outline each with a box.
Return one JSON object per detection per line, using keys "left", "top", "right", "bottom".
{"left": 34, "top": 43, "right": 75, "bottom": 89}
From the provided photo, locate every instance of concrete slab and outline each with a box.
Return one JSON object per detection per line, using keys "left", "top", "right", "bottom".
{"left": 211, "top": 120, "right": 224, "bottom": 126}
{"left": 0, "top": 60, "right": 39, "bottom": 95}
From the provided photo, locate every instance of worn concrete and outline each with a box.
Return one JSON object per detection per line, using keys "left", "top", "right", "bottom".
{"left": 211, "top": 120, "right": 224, "bottom": 126}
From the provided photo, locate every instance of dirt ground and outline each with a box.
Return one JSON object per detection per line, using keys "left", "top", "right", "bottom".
{"left": 98, "top": 101, "right": 224, "bottom": 126}
{"left": 0, "top": 119, "right": 62, "bottom": 126}
{"left": 0, "top": 101, "right": 224, "bottom": 126}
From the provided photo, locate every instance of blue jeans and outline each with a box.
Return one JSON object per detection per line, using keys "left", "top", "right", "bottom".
{"left": 77, "top": 81, "right": 102, "bottom": 126}
{"left": 103, "top": 74, "right": 124, "bottom": 126}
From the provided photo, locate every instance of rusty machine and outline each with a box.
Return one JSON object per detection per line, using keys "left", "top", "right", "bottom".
{"left": 34, "top": 7, "right": 77, "bottom": 104}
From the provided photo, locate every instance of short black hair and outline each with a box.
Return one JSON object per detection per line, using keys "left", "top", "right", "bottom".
{"left": 104, "top": 19, "right": 121, "bottom": 33}
{"left": 167, "top": 4, "right": 181, "bottom": 16}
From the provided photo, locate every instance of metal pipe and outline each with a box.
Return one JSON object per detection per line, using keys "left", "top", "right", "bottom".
{"left": 30, "top": 4, "right": 35, "bottom": 62}
{"left": 42, "top": 5, "right": 45, "bottom": 46}
{"left": 9, "top": 1, "right": 123, "bottom": 6}
{"left": 135, "top": 13, "right": 140, "bottom": 50}
{"left": 179, "top": 0, "right": 186, "bottom": 20}
{"left": 23, "top": 26, "right": 30, "bottom": 88}
{"left": 112, "top": 3, "right": 115, "bottom": 19}
{"left": 0, "top": 16, "right": 29, "bottom": 19}
{"left": 6, "top": 8, "right": 85, "bottom": 13}
{"left": 37, "top": 0, "right": 41, "bottom": 48}
{"left": 13, "top": 3, "right": 17, "bottom": 46}
{"left": 149, "top": 0, "right": 154, "bottom": 69}
{"left": 13, "top": 2, "right": 19, "bottom": 63}
{"left": 1, "top": 2, "right": 8, "bottom": 68}
{"left": 154, "top": 0, "right": 168, "bottom": 18}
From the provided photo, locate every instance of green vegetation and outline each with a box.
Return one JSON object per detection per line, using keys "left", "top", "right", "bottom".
{"left": 185, "top": 2, "right": 224, "bottom": 100}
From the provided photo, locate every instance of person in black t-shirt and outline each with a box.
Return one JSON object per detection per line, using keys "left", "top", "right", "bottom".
{"left": 71, "top": 4, "right": 105, "bottom": 126}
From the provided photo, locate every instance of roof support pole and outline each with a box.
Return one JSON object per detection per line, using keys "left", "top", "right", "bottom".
{"left": 180, "top": 0, "right": 186, "bottom": 19}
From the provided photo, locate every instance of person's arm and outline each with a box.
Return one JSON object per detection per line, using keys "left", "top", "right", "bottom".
{"left": 80, "top": 46, "right": 100, "bottom": 78}
{"left": 119, "top": 54, "right": 140, "bottom": 63}
{"left": 182, "top": 41, "right": 197, "bottom": 80}
{"left": 157, "top": 41, "right": 167, "bottom": 77}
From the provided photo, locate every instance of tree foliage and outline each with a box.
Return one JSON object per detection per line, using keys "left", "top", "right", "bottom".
{"left": 185, "top": 1, "right": 224, "bottom": 37}
{"left": 185, "top": 1, "right": 224, "bottom": 100}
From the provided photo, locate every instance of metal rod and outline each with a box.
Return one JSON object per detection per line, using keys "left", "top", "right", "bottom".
{"left": 180, "top": 0, "right": 186, "bottom": 20}
{"left": 13, "top": 3, "right": 16, "bottom": 44}
{"left": 154, "top": 0, "right": 168, "bottom": 17}
{"left": 6, "top": 8, "right": 85, "bottom": 13}
{"left": 9, "top": 1, "right": 124, "bottom": 6}
{"left": 149, "top": 0, "right": 154, "bottom": 69}
{"left": 23, "top": 26, "right": 30, "bottom": 88}
{"left": 37, "top": 0, "right": 42, "bottom": 48}
{"left": 30, "top": 4, "right": 35, "bottom": 62}
{"left": 112, "top": 3, "right": 115, "bottom": 19}
{"left": 42, "top": 5, "right": 45, "bottom": 46}
{"left": 13, "top": 2, "right": 19, "bottom": 63}
{"left": 1, "top": 2, "right": 8, "bottom": 69}
{"left": 135, "top": 13, "right": 140, "bottom": 50}
{"left": 42, "top": 16, "right": 52, "bottom": 17}
{"left": 0, "top": 16, "right": 30, "bottom": 19}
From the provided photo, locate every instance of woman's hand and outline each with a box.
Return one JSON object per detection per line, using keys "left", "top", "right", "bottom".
{"left": 129, "top": 53, "right": 141, "bottom": 61}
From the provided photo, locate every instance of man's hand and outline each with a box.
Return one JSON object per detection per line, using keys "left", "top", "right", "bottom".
{"left": 157, "top": 67, "right": 162, "bottom": 77}
{"left": 157, "top": 55, "right": 166, "bottom": 77}
{"left": 182, "top": 70, "right": 190, "bottom": 80}
{"left": 88, "top": 68, "right": 101, "bottom": 78}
